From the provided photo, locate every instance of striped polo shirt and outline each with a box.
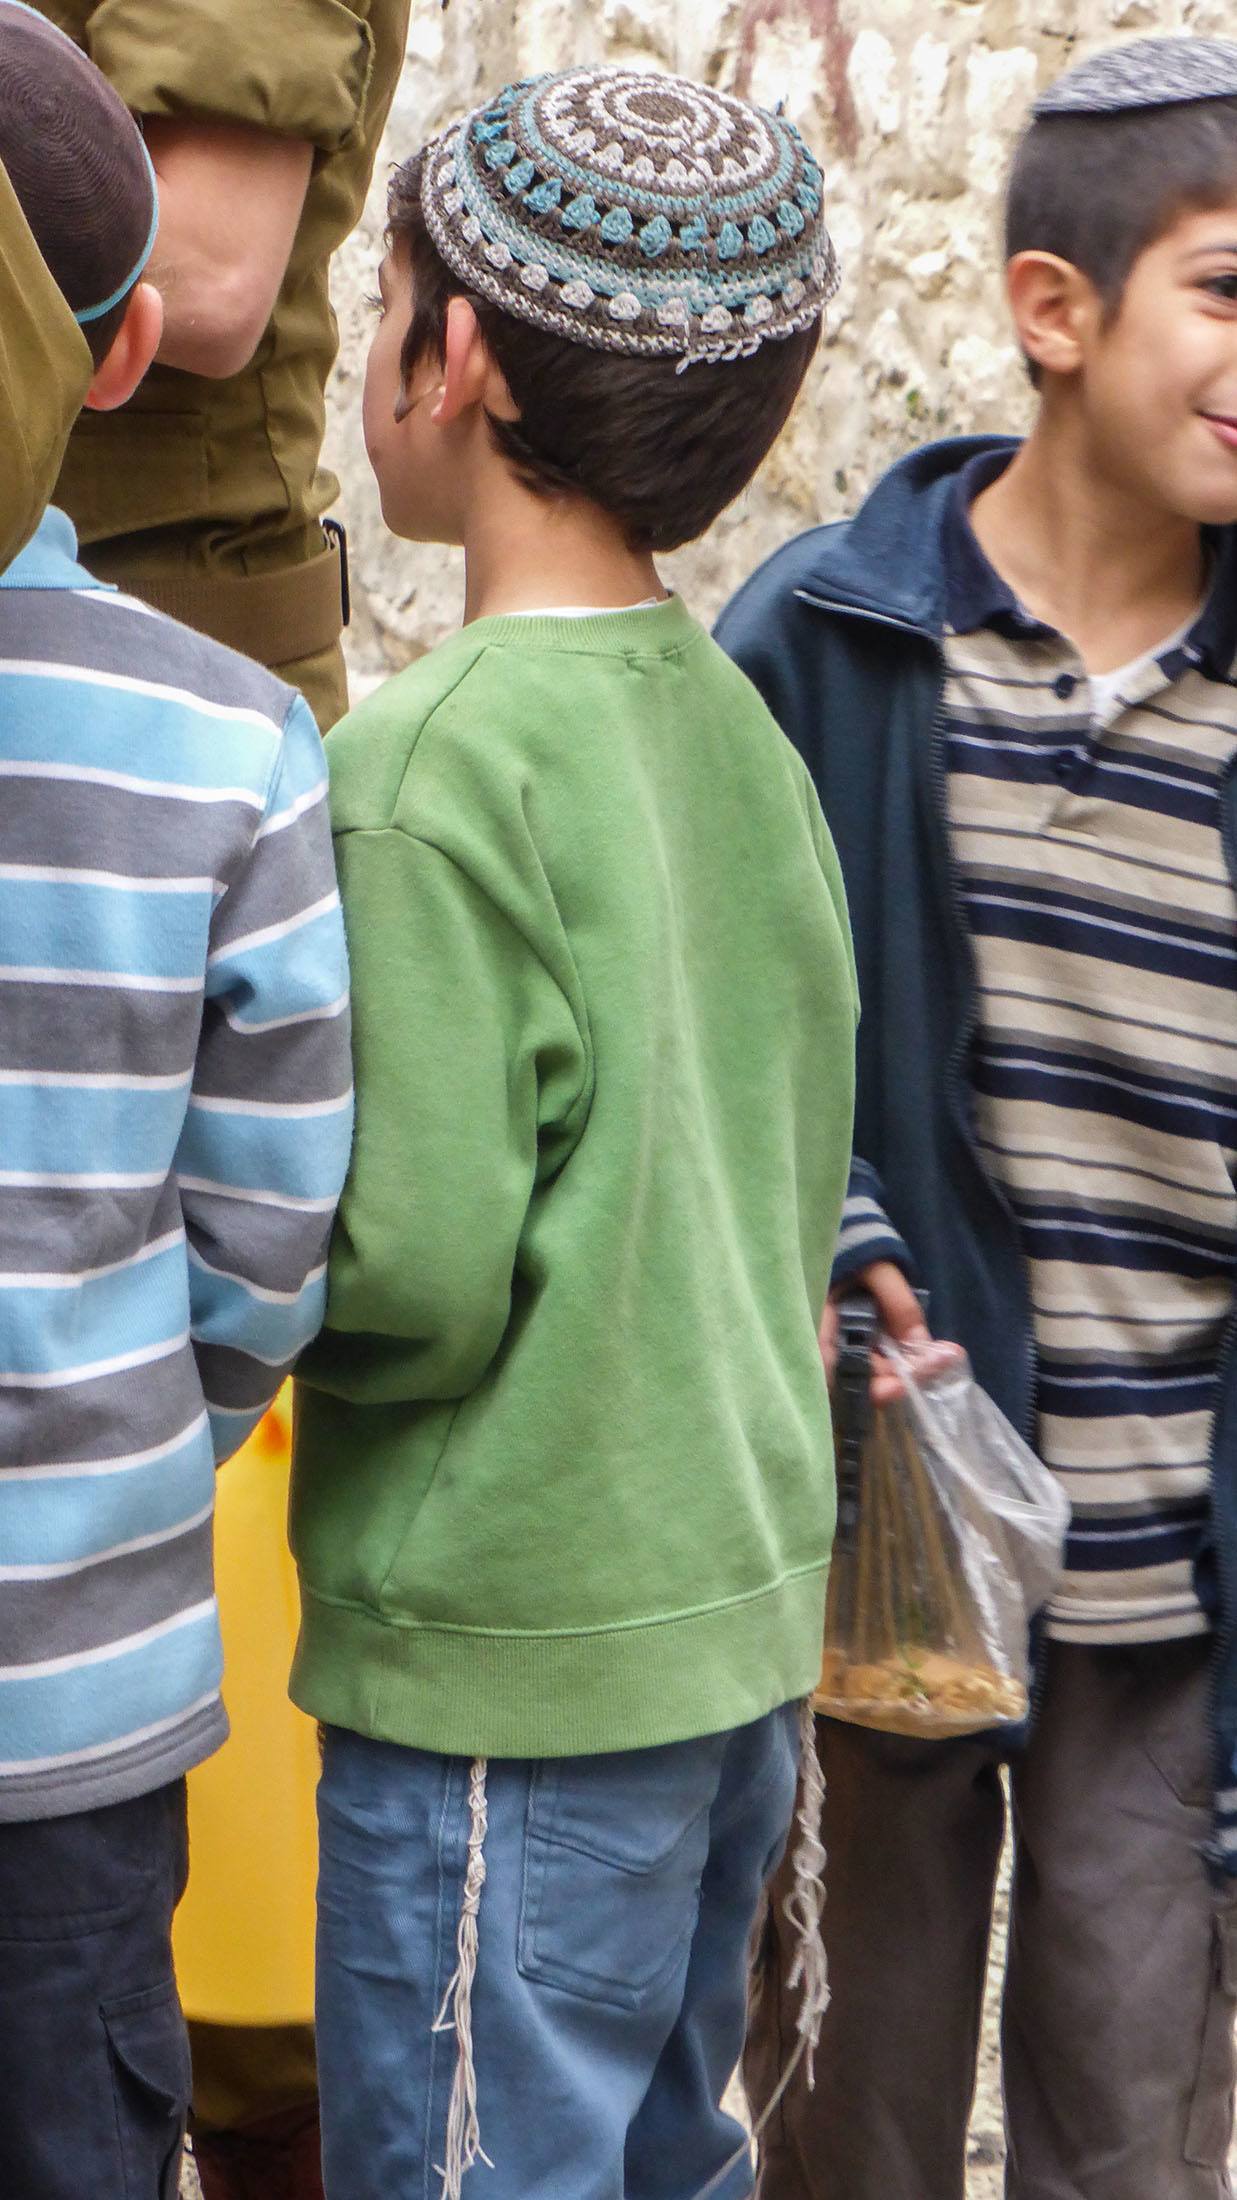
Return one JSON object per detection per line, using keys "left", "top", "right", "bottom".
{"left": 0, "top": 510, "right": 352, "bottom": 1819}
{"left": 943, "top": 452, "right": 1237, "bottom": 1644}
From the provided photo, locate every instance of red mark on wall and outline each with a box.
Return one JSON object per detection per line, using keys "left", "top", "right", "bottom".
{"left": 735, "top": 0, "right": 858, "bottom": 160}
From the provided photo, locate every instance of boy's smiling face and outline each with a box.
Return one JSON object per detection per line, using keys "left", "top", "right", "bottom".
{"left": 1078, "top": 198, "right": 1237, "bottom": 524}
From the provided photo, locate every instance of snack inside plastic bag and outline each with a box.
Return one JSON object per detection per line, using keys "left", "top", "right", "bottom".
{"left": 816, "top": 1301, "right": 1069, "bottom": 1738}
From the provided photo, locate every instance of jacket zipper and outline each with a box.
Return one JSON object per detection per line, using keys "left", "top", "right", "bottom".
{"left": 799, "top": 587, "right": 1046, "bottom": 1716}
{"left": 1205, "top": 1304, "right": 1237, "bottom": 1871}
{"left": 797, "top": 588, "right": 1040, "bottom": 1446}
{"left": 925, "top": 683, "right": 1048, "bottom": 1728}
{"left": 1202, "top": 750, "right": 1237, "bottom": 1870}
{"left": 925, "top": 692, "right": 1040, "bottom": 1437}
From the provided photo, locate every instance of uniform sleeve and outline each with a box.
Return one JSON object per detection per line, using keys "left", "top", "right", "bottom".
{"left": 0, "top": 162, "right": 91, "bottom": 569}
{"left": 84, "top": 0, "right": 375, "bottom": 151}
{"left": 174, "top": 695, "right": 354, "bottom": 1461}
{"left": 297, "top": 824, "right": 591, "bottom": 1408}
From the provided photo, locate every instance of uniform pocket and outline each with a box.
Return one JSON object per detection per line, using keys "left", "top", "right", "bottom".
{"left": 1184, "top": 1897, "right": 1237, "bottom": 2167}
{"left": 102, "top": 1978, "right": 191, "bottom": 2200}
{"left": 516, "top": 1736, "right": 724, "bottom": 2011}
{"left": 56, "top": 409, "right": 208, "bottom": 540}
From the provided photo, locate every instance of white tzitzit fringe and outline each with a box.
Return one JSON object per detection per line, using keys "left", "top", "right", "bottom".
{"left": 432, "top": 1756, "right": 493, "bottom": 2200}
{"left": 427, "top": 1710, "right": 827, "bottom": 2200}
{"left": 780, "top": 1695, "right": 830, "bottom": 2088}
{"left": 693, "top": 1697, "right": 830, "bottom": 2200}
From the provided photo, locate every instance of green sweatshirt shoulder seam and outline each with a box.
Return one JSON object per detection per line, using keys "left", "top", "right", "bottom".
{"left": 328, "top": 633, "right": 496, "bottom": 826}
{"left": 391, "top": 638, "right": 497, "bottom": 804}
{"left": 332, "top": 818, "right": 596, "bottom": 1142}
{"left": 333, "top": 647, "right": 597, "bottom": 1129}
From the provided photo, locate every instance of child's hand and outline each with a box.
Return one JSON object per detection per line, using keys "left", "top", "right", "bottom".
{"left": 819, "top": 1259, "right": 965, "bottom": 1404}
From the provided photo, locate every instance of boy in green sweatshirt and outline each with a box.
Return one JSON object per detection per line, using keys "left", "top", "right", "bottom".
{"left": 293, "top": 66, "right": 857, "bottom": 2199}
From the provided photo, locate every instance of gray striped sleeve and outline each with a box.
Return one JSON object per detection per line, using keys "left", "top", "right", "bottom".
{"left": 174, "top": 695, "right": 353, "bottom": 1461}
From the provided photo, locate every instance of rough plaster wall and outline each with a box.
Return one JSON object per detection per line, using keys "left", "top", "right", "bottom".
{"left": 324, "top": 0, "right": 1234, "bottom": 682}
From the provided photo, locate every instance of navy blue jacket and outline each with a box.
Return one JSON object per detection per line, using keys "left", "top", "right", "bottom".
{"left": 716, "top": 434, "right": 1237, "bottom": 1875}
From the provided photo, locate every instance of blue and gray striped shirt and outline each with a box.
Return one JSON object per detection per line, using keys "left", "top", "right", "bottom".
{"left": 0, "top": 510, "right": 352, "bottom": 1819}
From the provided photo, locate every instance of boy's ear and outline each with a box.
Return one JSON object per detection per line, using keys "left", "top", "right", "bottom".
{"left": 1005, "top": 249, "right": 1099, "bottom": 381}
{"left": 431, "top": 294, "right": 515, "bottom": 428}
{"left": 84, "top": 280, "right": 163, "bottom": 412}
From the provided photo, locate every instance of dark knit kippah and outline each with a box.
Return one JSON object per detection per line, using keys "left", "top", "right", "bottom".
{"left": 421, "top": 68, "right": 837, "bottom": 366}
{"left": 0, "top": 0, "right": 155, "bottom": 333}
{"left": 1035, "top": 37, "right": 1237, "bottom": 119}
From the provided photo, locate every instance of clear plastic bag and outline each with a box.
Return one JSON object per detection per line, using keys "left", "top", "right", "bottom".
{"left": 816, "top": 1304, "right": 1069, "bottom": 1738}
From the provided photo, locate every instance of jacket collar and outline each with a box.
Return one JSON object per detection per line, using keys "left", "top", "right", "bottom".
{"left": 1188, "top": 531, "right": 1237, "bottom": 680}
{"left": 796, "top": 435, "right": 1019, "bottom": 636}
{"left": 799, "top": 432, "right": 1237, "bottom": 677}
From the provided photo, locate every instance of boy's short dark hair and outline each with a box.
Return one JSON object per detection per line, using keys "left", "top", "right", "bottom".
{"left": 387, "top": 153, "right": 820, "bottom": 555}
{"left": 1006, "top": 97, "right": 1237, "bottom": 315}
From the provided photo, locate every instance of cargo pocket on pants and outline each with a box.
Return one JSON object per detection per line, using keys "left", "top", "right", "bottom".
{"left": 1185, "top": 1898, "right": 1237, "bottom": 2167}
{"left": 102, "top": 1978, "right": 192, "bottom": 2199}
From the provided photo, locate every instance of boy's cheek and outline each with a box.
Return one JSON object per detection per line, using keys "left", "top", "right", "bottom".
{"left": 361, "top": 377, "right": 391, "bottom": 480}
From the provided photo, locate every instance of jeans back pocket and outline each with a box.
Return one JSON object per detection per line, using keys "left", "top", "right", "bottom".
{"left": 517, "top": 1736, "right": 725, "bottom": 2012}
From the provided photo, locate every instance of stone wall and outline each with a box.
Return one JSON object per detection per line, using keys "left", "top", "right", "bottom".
{"left": 324, "top": 0, "right": 1231, "bottom": 683}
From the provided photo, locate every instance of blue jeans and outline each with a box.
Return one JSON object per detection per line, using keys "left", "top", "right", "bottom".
{"left": 316, "top": 1707, "right": 800, "bottom": 2200}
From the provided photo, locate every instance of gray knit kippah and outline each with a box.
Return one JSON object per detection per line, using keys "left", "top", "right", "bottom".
{"left": 1035, "top": 36, "right": 1237, "bottom": 119}
{"left": 420, "top": 67, "right": 837, "bottom": 366}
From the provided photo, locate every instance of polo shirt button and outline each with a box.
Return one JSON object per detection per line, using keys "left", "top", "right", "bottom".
{"left": 1054, "top": 672, "right": 1077, "bottom": 699}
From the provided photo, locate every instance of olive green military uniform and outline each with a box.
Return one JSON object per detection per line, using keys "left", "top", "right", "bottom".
{"left": 0, "top": 159, "right": 91, "bottom": 571}
{"left": 38, "top": 0, "right": 410, "bottom": 732}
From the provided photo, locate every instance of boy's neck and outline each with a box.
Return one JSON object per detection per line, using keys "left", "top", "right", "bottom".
{"left": 457, "top": 467, "right": 664, "bottom": 625}
{"left": 968, "top": 399, "right": 1208, "bottom": 675}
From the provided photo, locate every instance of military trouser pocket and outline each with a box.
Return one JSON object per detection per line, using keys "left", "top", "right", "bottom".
{"left": 1184, "top": 1897, "right": 1237, "bottom": 2167}
{"left": 102, "top": 1978, "right": 191, "bottom": 2199}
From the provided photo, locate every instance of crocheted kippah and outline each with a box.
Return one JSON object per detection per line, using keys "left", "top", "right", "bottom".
{"left": 420, "top": 67, "right": 838, "bottom": 366}
{"left": 1035, "top": 37, "right": 1237, "bottom": 119}
{"left": 0, "top": 0, "right": 156, "bottom": 330}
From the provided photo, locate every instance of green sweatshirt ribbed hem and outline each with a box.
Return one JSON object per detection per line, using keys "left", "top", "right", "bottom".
{"left": 291, "top": 1566, "right": 829, "bottom": 1758}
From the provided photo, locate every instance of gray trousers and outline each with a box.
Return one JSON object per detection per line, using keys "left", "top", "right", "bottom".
{"left": 745, "top": 1639, "right": 1237, "bottom": 2200}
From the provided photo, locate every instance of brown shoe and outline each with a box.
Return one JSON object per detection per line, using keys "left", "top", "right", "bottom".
{"left": 190, "top": 2105, "right": 325, "bottom": 2200}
